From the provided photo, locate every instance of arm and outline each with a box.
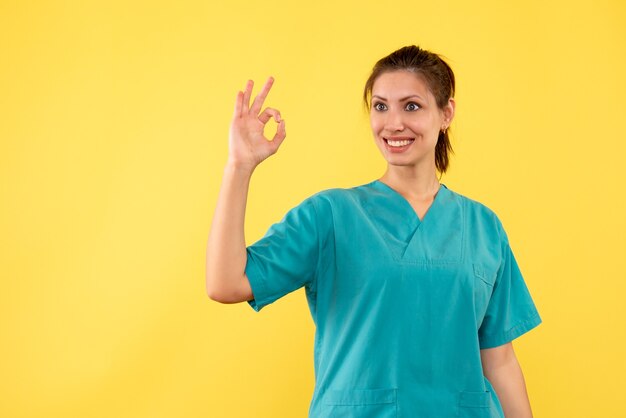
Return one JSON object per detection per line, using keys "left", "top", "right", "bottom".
{"left": 205, "top": 77, "right": 286, "bottom": 303}
{"left": 480, "top": 342, "right": 534, "bottom": 418}
{"left": 206, "top": 162, "right": 254, "bottom": 303}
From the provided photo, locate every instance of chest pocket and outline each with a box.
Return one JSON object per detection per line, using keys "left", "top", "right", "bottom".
{"left": 321, "top": 388, "right": 397, "bottom": 418}
{"left": 473, "top": 263, "right": 496, "bottom": 321}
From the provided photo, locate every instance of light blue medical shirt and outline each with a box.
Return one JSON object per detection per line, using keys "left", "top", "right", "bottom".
{"left": 244, "top": 180, "right": 542, "bottom": 418}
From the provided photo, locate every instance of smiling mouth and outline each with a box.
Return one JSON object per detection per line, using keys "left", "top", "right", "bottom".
{"left": 384, "top": 137, "right": 415, "bottom": 148}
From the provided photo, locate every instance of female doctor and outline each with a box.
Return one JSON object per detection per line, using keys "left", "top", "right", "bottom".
{"left": 206, "top": 45, "right": 542, "bottom": 418}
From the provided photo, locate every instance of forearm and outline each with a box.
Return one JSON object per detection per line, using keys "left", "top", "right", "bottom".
{"left": 205, "top": 162, "right": 253, "bottom": 297}
{"left": 483, "top": 354, "right": 534, "bottom": 418}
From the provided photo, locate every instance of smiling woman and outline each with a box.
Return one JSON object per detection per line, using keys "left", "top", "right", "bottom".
{"left": 206, "top": 45, "right": 542, "bottom": 418}
{"left": 364, "top": 45, "right": 456, "bottom": 175}
{"left": 369, "top": 70, "right": 454, "bottom": 199}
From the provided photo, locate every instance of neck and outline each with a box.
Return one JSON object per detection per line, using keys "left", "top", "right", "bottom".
{"left": 379, "top": 162, "right": 440, "bottom": 200}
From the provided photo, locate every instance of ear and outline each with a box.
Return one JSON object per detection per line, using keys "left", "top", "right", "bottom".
{"left": 442, "top": 97, "right": 456, "bottom": 126}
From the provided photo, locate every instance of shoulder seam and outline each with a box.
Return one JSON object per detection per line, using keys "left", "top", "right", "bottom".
{"left": 308, "top": 196, "right": 322, "bottom": 297}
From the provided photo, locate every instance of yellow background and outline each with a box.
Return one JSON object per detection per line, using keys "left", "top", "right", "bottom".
{"left": 1, "top": 0, "right": 625, "bottom": 417}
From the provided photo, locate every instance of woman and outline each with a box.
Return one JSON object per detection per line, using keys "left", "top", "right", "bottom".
{"left": 206, "top": 45, "right": 542, "bottom": 418}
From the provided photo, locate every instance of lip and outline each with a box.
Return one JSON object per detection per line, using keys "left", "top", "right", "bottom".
{"left": 383, "top": 136, "right": 415, "bottom": 153}
{"left": 384, "top": 136, "right": 414, "bottom": 141}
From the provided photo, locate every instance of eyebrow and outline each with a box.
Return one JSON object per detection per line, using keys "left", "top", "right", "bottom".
{"left": 371, "top": 94, "right": 425, "bottom": 102}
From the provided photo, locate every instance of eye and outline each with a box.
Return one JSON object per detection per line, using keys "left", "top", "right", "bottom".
{"left": 372, "top": 102, "right": 387, "bottom": 111}
{"left": 405, "top": 102, "right": 420, "bottom": 111}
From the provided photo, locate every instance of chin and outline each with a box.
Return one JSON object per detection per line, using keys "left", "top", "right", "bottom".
{"left": 386, "top": 160, "right": 418, "bottom": 166}
{"left": 378, "top": 149, "right": 433, "bottom": 168}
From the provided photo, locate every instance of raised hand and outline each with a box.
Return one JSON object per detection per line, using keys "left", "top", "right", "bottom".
{"left": 228, "top": 77, "right": 286, "bottom": 171}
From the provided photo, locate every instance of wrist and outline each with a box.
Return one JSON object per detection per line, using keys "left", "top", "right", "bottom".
{"left": 224, "top": 159, "right": 256, "bottom": 177}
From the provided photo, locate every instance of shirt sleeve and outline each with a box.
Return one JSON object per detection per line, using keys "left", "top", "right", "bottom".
{"left": 244, "top": 195, "right": 321, "bottom": 312}
{"left": 478, "top": 226, "right": 542, "bottom": 349}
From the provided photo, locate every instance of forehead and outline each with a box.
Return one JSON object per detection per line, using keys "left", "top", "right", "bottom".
{"left": 372, "top": 70, "right": 433, "bottom": 101}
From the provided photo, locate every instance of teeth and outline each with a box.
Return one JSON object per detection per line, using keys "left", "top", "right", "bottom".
{"left": 387, "top": 139, "right": 413, "bottom": 147}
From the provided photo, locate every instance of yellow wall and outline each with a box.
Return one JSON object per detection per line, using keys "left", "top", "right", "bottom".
{"left": 1, "top": 0, "right": 625, "bottom": 417}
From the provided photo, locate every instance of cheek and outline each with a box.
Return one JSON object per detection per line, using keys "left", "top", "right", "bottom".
{"left": 370, "top": 117, "right": 383, "bottom": 134}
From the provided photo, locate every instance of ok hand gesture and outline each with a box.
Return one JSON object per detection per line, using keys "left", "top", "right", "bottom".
{"left": 228, "top": 77, "right": 286, "bottom": 172}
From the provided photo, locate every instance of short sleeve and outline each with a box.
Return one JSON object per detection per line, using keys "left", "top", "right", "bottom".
{"left": 245, "top": 196, "right": 321, "bottom": 312}
{"left": 478, "top": 231, "right": 542, "bottom": 349}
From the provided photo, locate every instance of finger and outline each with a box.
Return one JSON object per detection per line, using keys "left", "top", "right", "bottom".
{"left": 258, "top": 107, "right": 281, "bottom": 125}
{"left": 250, "top": 76, "right": 274, "bottom": 115}
{"left": 233, "top": 91, "right": 243, "bottom": 118}
{"left": 271, "top": 119, "right": 286, "bottom": 149}
{"left": 242, "top": 80, "right": 253, "bottom": 111}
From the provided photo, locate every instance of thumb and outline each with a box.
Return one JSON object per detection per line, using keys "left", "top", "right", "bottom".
{"left": 270, "top": 119, "right": 286, "bottom": 152}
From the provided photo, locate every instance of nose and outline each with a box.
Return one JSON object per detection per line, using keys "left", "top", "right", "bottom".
{"left": 384, "top": 109, "right": 404, "bottom": 132}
